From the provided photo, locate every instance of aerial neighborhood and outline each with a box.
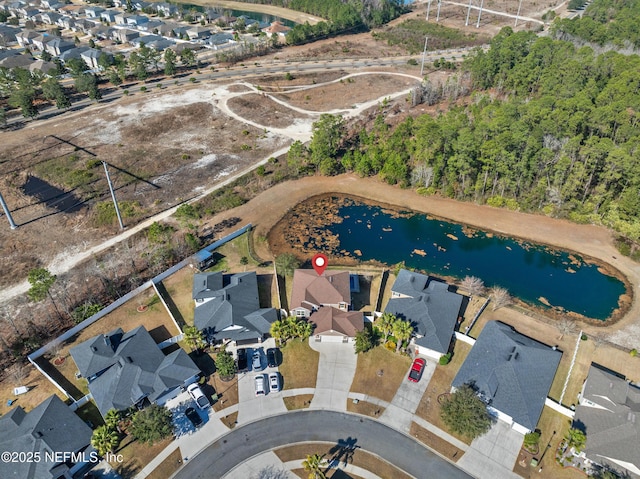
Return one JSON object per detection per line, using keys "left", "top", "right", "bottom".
{"left": 0, "top": 0, "right": 639, "bottom": 478}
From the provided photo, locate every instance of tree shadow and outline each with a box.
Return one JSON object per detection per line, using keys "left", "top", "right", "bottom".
{"left": 328, "top": 436, "right": 360, "bottom": 468}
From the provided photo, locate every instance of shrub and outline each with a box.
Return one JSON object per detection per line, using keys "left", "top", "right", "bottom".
{"left": 384, "top": 340, "right": 396, "bottom": 352}
{"left": 631, "top": 348, "right": 638, "bottom": 357}
{"left": 256, "top": 165, "right": 266, "bottom": 176}
{"left": 439, "top": 352, "right": 452, "bottom": 365}
{"left": 407, "top": 58, "right": 418, "bottom": 65}
{"left": 123, "top": 89, "right": 129, "bottom": 95}
{"left": 140, "top": 86, "right": 146, "bottom": 92}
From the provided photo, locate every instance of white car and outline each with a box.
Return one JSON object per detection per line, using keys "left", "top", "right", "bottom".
{"left": 187, "top": 383, "right": 210, "bottom": 410}
{"left": 255, "top": 375, "right": 266, "bottom": 396}
{"left": 269, "top": 372, "right": 280, "bottom": 392}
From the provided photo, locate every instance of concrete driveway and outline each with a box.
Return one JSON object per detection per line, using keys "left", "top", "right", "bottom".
{"left": 237, "top": 347, "right": 286, "bottom": 424}
{"left": 309, "top": 340, "right": 358, "bottom": 410}
{"left": 379, "top": 358, "right": 435, "bottom": 433}
{"left": 457, "top": 420, "right": 523, "bottom": 479}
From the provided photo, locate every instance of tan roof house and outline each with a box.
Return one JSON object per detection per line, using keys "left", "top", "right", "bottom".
{"left": 290, "top": 269, "right": 351, "bottom": 318}
{"left": 311, "top": 306, "right": 364, "bottom": 343}
{"left": 262, "top": 20, "right": 290, "bottom": 38}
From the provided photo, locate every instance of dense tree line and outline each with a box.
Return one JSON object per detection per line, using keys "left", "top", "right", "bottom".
{"left": 235, "top": 0, "right": 404, "bottom": 45}
{"left": 299, "top": 28, "right": 640, "bottom": 243}
{"left": 551, "top": 0, "right": 640, "bottom": 49}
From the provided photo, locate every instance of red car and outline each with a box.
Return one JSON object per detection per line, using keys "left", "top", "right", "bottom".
{"left": 408, "top": 358, "right": 426, "bottom": 383}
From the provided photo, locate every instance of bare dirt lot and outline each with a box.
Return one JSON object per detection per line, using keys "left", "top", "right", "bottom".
{"left": 0, "top": 72, "right": 416, "bottom": 292}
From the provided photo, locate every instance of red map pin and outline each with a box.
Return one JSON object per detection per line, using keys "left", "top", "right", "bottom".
{"left": 312, "top": 253, "right": 328, "bottom": 276}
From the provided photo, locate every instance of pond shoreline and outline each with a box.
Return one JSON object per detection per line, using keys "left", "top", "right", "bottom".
{"left": 267, "top": 192, "right": 632, "bottom": 326}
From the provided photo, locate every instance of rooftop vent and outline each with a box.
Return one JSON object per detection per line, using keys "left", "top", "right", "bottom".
{"left": 90, "top": 346, "right": 97, "bottom": 352}
{"left": 126, "top": 356, "right": 133, "bottom": 363}
{"left": 35, "top": 431, "right": 43, "bottom": 438}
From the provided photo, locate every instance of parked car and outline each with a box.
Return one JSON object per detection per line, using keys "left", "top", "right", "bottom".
{"left": 187, "top": 383, "right": 210, "bottom": 409}
{"left": 268, "top": 372, "right": 280, "bottom": 392}
{"left": 408, "top": 358, "right": 426, "bottom": 383}
{"left": 266, "top": 348, "right": 278, "bottom": 368}
{"left": 255, "top": 374, "right": 266, "bottom": 396}
{"left": 252, "top": 350, "right": 262, "bottom": 371}
{"left": 185, "top": 407, "right": 202, "bottom": 428}
{"left": 237, "top": 348, "right": 247, "bottom": 371}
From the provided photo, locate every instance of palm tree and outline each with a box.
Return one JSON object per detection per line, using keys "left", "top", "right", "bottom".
{"left": 301, "top": 453, "right": 327, "bottom": 479}
{"left": 104, "top": 409, "right": 121, "bottom": 432}
{"left": 270, "top": 319, "right": 286, "bottom": 346}
{"left": 565, "top": 427, "right": 586, "bottom": 453}
{"left": 295, "top": 319, "right": 313, "bottom": 341}
{"left": 183, "top": 324, "right": 206, "bottom": 352}
{"left": 91, "top": 425, "right": 120, "bottom": 457}
{"left": 275, "top": 253, "right": 300, "bottom": 277}
{"left": 376, "top": 312, "right": 396, "bottom": 339}
{"left": 392, "top": 319, "right": 413, "bottom": 353}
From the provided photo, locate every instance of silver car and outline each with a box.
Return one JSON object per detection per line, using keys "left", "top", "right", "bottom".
{"left": 255, "top": 374, "right": 266, "bottom": 396}
{"left": 269, "top": 372, "right": 280, "bottom": 392}
{"left": 252, "top": 350, "right": 262, "bottom": 371}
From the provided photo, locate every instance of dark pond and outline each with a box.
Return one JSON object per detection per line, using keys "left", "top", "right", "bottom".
{"left": 325, "top": 199, "right": 626, "bottom": 320}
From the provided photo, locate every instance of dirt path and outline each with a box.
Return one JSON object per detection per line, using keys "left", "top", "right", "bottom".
{"left": 205, "top": 174, "right": 640, "bottom": 348}
{"left": 171, "top": 0, "right": 324, "bottom": 24}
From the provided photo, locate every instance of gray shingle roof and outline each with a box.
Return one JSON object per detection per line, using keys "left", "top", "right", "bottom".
{"left": 0, "top": 395, "right": 92, "bottom": 479}
{"left": 193, "top": 272, "right": 277, "bottom": 342}
{"left": 452, "top": 321, "right": 562, "bottom": 432}
{"left": 384, "top": 269, "right": 462, "bottom": 354}
{"left": 575, "top": 365, "right": 640, "bottom": 476}
{"left": 70, "top": 326, "right": 200, "bottom": 416}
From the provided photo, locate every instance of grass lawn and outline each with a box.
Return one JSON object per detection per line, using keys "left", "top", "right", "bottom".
{"left": 279, "top": 339, "right": 320, "bottom": 390}
{"left": 146, "top": 447, "right": 182, "bottom": 479}
{"left": 275, "top": 443, "right": 413, "bottom": 479}
{"left": 512, "top": 406, "right": 582, "bottom": 479}
{"left": 283, "top": 394, "right": 313, "bottom": 410}
{"left": 160, "top": 266, "right": 195, "bottom": 326}
{"left": 349, "top": 346, "right": 411, "bottom": 403}
{"left": 0, "top": 362, "right": 66, "bottom": 415}
{"left": 220, "top": 411, "right": 238, "bottom": 429}
{"left": 415, "top": 340, "right": 472, "bottom": 445}
{"left": 350, "top": 271, "right": 381, "bottom": 312}
{"left": 36, "top": 287, "right": 180, "bottom": 401}
{"left": 112, "top": 437, "right": 173, "bottom": 479}
{"left": 410, "top": 422, "right": 464, "bottom": 462}
{"left": 210, "top": 373, "right": 239, "bottom": 412}
{"left": 346, "top": 399, "right": 385, "bottom": 418}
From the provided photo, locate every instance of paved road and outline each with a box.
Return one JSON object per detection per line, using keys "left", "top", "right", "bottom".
{"left": 175, "top": 410, "right": 472, "bottom": 479}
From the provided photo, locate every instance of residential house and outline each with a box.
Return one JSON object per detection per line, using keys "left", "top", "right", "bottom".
{"left": 452, "top": 321, "right": 562, "bottom": 434}
{"left": 133, "top": 0, "right": 150, "bottom": 11}
{"left": 81, "top": 47, "right": 110, "bottom": 69}
{"left": 84, "top": 6, "right": 104, "bottom": 18}
{"left": 146, "top": 37, "right": 174, "bottom": 51}
{"left": 384, "top": 269, "right": 462, "bottom": 360}
{"left": 186, "top": 25, "right": 211, "bottom": 40}
{"left": 29, "top": 59, "right": 57, "bottom": 75}
{"left": 40, "top": 11, "right": 59, "bottom": 24}
{"left": 310, "top": 306, "right": 364, "bottom": 343}
{"left": 573, "top": 364, "right": 640, "bottom": 477}
{"left": 193, "top": 271, "right": 278, "bottom": 345}
{"left": 58, "top": 5, "right": 84, "bottom": 17}
{"left": 205, "top": 32, "right": 233, "bottom": 48}
{"left": 290, "top": 269, "right": 351, "bottom": 318}
{"left": 0, "top": 24, "right": 19, "bottom": 45}
{"left": 140, "top": 19, "right": 164, "bottom": 32}
{"left": 15, "top": 29, "right": 39, "bottom": 47}
{"left": 0, "top": 395, "right": 94, "bottom": 479}
{"left": 100, "top": 10, "right": 118, "bottom": 23}
{"left": 0, "top": 51, "right": 34, "bottom": 68}
{"left": 126, "top": 14, "right": 149, "bottom": 26}
{"left": 31, "top": 34, "right": 49, "bottom": 51}
{"left": 263, "top": 20, "right": 290, "bottom": 38}
{"left": 57, "top": 16, "right": 76, "bottom": 30}
{"left": 156, "top": 2, "right": 177, "bottom": 17}
{"left": 114, "top": 12, "right": 131, "bottom": 25}
{"left": 70, "top": 326, "right": 201, "bottom": 417}
{"left": 45, "top": 37, "right": 74, "bottom": 56}
{"left": 130, "top": 33, "right": 162, "bottom": 47}
{"left": 113, "top": 28, "right": 139, "bottom": 43}
{"left": 59, "top": 46, "right": 89, "bottom": 64}
{"left": 89, "top": 24, "right": 114, "bottom": 40}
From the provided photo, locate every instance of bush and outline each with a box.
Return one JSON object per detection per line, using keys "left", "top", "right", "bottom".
{"left": 140, "top": 86, "right": 147, "bottom": 92}
{"left": 215, "top": 351, "right": 237, "bottom": 377}
{"left": 130, "top": 405, "right": 173, "bottom": 445}
{"left": 439, "top": 352, "right": 452, "bottom": 365}
{"left": 71, "top": 302, "right": 103, "bottom": 324}
{"left": 631, "top": 348, "right": 638, "bottom": 357}
{"left": 384, "top": 340, "right": 396, "bottom": 352}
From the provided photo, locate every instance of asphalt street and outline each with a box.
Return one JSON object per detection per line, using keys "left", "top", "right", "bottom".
{"left": 175, "top": 410, "right": 472, "bottom": 479}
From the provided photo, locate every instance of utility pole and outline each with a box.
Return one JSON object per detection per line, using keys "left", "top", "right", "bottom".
{"left": 420, "top": 36, "right": 429, "bottom": 77}
{"left": 465, "top": 0, "right": 473, "bottom": 26}
{"left": 0, "top": 190, "right": 17, "bottom": 230}
{"left": 476, "top": 0, "right": 485, "bottom": 27}
{"left": 515, "top": 0, "right": 523, "bottom": 26}
{"left": 436, "top": 0, "right": 442, "bottom": 22}
{"left": 102, "top": 161, "right": 124, "bottom": 230}
{"left": 426, "top": 0, "right": 432, "bottom": 21}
